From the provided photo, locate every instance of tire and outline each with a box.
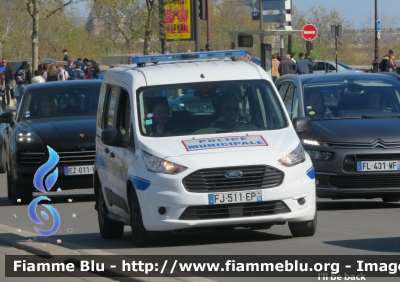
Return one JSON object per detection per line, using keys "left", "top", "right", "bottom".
{"left": 97, "top": 188, "right": 124, "bottom": 239}
{"left": 0, "top": 144, "right": 6, "bottom": 174}
{"left": 7, "top": 171, "right": 12, "bottom": 200}
{"left": 129, "top": 189, "right": 151, "bottom": 247}
{"left": 8, "top": 173, "right": 33, "bottom": 205}
{"left": 289, "top": 212, "right": 317, "bottom": 237}
{"left": 382, "top": 197, "right": 400, "bottom": 203}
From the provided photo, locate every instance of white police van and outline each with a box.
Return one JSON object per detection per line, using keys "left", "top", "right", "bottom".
{"left": 95, "top": 50, "right": 316, "bottom": 246}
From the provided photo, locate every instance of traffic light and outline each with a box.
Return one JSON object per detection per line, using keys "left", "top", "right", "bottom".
{"left": 199, "top": 0, "right": 207, "bottom": 20}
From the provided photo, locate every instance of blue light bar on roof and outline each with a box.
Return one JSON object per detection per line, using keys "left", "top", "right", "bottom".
{"left": 131, "top": 50, "right": 247, "bottom": 64}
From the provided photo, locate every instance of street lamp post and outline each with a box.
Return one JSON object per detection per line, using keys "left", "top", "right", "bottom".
{"left": 372, "top": 0, "right": 380, "bottom": 72}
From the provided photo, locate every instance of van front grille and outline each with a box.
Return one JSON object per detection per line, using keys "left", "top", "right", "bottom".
{"left": 183, "top": 165, "right": 284, "bottom": 193}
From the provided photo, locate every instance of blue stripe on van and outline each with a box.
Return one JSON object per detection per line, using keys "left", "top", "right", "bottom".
{"left": 130, "top": 175, "right": 151, "bottom": 191}
{"left": 306, "top": 167, "right": 315, "bottom": 179}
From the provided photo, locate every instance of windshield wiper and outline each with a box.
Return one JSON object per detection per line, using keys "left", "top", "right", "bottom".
{"left": 361, "top": 116, "right": 400, "bottom": 119}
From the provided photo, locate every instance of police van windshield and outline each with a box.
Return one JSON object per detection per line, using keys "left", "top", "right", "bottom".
{"left": 138, "top": 80, "right": 288, "bottom": 137}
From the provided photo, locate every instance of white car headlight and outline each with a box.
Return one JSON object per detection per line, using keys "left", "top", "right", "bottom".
{"left": 301, "top": 139, "right": 329, "bottom": 147}
{"left": 16, "top": 130, "right": 42, "bottom": 143}
{"left": 142, "top": 151, "right": 187, "bottom": 175}
{"left": 278, "top": 143, "right": 305, "bottom": 167}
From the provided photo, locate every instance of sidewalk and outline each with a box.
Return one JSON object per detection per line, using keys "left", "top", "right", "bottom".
{"left": 0, "top": 242, "right": 114, "bottom": 282}
{"left": 0, "top": 223, "right": 214, "bottom": 282}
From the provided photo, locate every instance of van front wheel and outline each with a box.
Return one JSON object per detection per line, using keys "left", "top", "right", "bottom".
{"left": 288, "top": 212, "right": 317, "bottom": 237}
{"left": 129, "top": 190, "right": 151, "bottom": 247}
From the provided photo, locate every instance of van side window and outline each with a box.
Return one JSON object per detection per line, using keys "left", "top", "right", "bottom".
{"left": 104, "top": 85, "right": 120, "bottom": 129}
{"left": 97, "top": 84, "right": 108, "bottom": 129}
{"left": 118, "top": 89, "right": 134, "bottom": 149}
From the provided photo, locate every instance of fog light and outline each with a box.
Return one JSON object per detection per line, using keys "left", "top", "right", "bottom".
{"left": 158, "top": 207, "right": 166, "bottom": 215}
{"left": 306, "top": 150, "right": 332, "bottom": 160}
{"left": 297, "top": 198, "right": 306, "bottom": 205}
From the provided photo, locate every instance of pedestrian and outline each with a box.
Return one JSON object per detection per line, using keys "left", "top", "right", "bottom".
{"left": 1, "top": 58, "right": 13, "bottom": 110}
{"left": 290, "top": 53, "right": 296, "bottom": 63}
{"left": 37, "top": 57, "right": 46, "bottom": 72}
{"left": 271, "top": 53, "right": 280, "bottom": 83}
{"left": 63, "top": 49, "right": 70, "bottom": 61}
{"left": 245, "top": 51, "right": 251, "bottom": 63}
{"left": 278, "top": 54, "right": 297, "bottom": 75}
{"left": 0, "top": 67, "right": 5, "bottom": 110}
{"left": 85, "top": 61, "right": 95, "bottom": 79}
{"left": 31, "top": 70, "right": 45, "bottom": 84}
{"left": 276, "top": 53, "right": 282, "bottom": 62}
{"left": 297, "top": 53, "right": 318, "bottom": 75}
{"left": 389, "top": 54, "right": 397, "bottom": 72}
{"left": 150, "top": 49, "right": 155, "bottom": 54}
{"left": 14, "top": 60, "right": 32, "bottom": 108}
{"left": 57, "top": 63, "right": 69, "bottom": 81}
{"left": 380, "top": 49, "right": 396, "bottom": 72}
{"left": 128, "top": 57, "right": 132, "bottom": 64}
{"left": 68, "top": 63, "right": 85, "bottom": 80}
{"left": 76, "top": 58, "right": 85, "bottom": 70}
{"left": 46, "top": 64, "right": 58, "bottom": 82}
{"left": 67, "top": 59, "right": 74, "bottom": 73}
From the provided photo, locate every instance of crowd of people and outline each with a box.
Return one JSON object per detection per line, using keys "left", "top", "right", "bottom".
{"left": 0, "top": 49, "right": 100, "bottom": 110}
{"left": 271, "top": 52, "right": 318, "bottom": 82}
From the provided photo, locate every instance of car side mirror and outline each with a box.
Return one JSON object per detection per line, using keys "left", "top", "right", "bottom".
{"left": 101, "top": 128, "right": 122, "bottom": 147}
{"left": 0, "top": 112, "right": 14, "bottom": 125}
{"left": 292, "top": 117, "right": 310, "bottom": 134}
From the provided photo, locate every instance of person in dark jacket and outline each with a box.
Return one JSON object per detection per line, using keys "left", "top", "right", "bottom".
{"left": 297, "top": 53, "right": 318, "bottom": 74}
{"left": 380, "top": 49, "right": 396, "bottom": 72}
{"left": 14, "top": 61, "right": 32, "bottom": 108}
{"left": 278, "top": 54, "right": 298, "bottom": 75}
{"left": 1, "top": 59, "right": 14, "bottom": 109}
{"left": 68, "top": 63, "right": 85, "bottom": 80}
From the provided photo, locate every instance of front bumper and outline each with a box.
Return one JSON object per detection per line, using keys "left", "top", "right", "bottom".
{"left": 11, "top": 165, "right": 93, "bottom": 191}
{"left": 136, "top": 161, "right": 316, "bottom": 231}
{"left": 305, "top": 145, "right": 400, "bottom": 199}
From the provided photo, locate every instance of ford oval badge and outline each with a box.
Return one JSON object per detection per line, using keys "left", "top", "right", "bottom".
{"left": 224, "top": 171, "right": 243, "bottom": 178}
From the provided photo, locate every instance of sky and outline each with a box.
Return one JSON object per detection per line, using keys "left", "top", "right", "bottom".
{"left": 74, "top": 0, "right": 400, "bottom": 29}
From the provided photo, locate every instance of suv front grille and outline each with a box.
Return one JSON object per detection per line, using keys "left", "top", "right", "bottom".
{"left": 18, "top": 149, "right": 95, "bottom": 165}
{"left": 182, "top": 165, "right": 284, "bottom": 192}
{"left": 179, "top": 201, "right": 291, "bottom": 220}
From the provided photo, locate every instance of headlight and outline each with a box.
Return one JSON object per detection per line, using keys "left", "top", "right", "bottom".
{"left": 306, "top": 150, "right": 332, "bottom": 160}
{"left": 278, "top": 143, "right": 305, "bottom": 167}
{"left": 301, "top": 139, "right": 329, "bottom": 147}
{"left": 16, "top": 130, "right": 42, "bottom": 143}
{"left": 142, "top": 151, "right": 187, "bottom": 175}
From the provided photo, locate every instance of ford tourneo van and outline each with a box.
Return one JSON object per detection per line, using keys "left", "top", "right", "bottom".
{"left": 95, "top": 50, "right": 316, "bottom": 246}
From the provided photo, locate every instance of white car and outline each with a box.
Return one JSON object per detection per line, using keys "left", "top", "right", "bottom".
{"left": 313, "top": 61, "right": 360, "bottom": 74}
{"left": 94, "top": 50, "right": 317, "bottom": 246}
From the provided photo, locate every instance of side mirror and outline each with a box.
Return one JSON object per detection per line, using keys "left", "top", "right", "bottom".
{"left": 292, "top": 117, "right": 310, "bottom": 134}
{"left": 101, "top": 128, "right": 122, "bottom": 147}
{"left": 0, "top": 112, "right": 14, "bottom": 124}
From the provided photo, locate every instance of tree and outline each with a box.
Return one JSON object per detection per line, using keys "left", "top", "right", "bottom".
{"left": 25, "top": 0, "right": 83, "bottom": 71}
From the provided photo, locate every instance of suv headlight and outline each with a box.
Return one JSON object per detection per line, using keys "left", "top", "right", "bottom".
{"left": 142, "top": 151, "right": 187, "bottom": 175}
{"left": 16, "top": 130, "right": 42, "bottom": 143}
{"left": 278, "top": 143, "right": 305, "bottom": 167}
{"left": 301, "top": 139, "right": 329, "bottom": 147}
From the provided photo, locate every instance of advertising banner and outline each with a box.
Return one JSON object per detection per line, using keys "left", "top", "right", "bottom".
{"left": 165, "top": 0, "right": 193, "bottom": 41}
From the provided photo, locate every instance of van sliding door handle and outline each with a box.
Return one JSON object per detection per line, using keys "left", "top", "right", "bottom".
{"left": 105, "top": 148, "right": 109, "bottom": 153}
{"left": 110, "top": 152, "right": 115, "bottom": 158}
